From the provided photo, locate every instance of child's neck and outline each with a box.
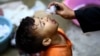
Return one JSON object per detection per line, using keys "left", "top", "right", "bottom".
{"left": 51, "top": 33, "right": 66, "bottom": 45}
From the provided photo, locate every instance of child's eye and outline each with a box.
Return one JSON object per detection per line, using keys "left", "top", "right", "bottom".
{"left": 43, "top": 22, "right": 45, "bottom": 25}
{"left": 41, "top": 22, "right": 45, "bottom": 26}
{"left": 40, "top": 22, "right": 45, "bottom": 27}
{"left": 41, "top": 18, "right": 43, "bottom": 19}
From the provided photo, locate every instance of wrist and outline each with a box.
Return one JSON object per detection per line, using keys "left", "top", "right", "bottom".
{"left": 64, "top": 10, "right": 75, "bottom": 20}
{"left": 68, "top": 10, "right": 75, "bottom": 19}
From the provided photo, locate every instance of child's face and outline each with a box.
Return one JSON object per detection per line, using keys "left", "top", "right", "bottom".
{"left": 33, "top": 16, "right": 59, "bottom": 37}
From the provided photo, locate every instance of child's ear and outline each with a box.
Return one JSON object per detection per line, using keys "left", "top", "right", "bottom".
{"left": 42, "top": 38, "right": 51, "bottom": 46}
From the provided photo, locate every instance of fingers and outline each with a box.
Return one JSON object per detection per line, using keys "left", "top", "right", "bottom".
{"left": 48, "top": 2, "right": 63, "bottom": 9}
{"left": 56, "top": 10, "right": 64, "bottom": 16}
{"left": 48, "top": 2, "right": 55, "bottom": 9}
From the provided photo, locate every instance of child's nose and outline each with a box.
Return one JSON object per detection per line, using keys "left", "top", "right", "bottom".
{"left": 42, "top": 17, "right": 48, "bottom": 22}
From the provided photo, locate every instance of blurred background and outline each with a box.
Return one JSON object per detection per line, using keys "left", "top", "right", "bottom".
{"left": 0, "top": 0, "right": 100, "bottom": 56}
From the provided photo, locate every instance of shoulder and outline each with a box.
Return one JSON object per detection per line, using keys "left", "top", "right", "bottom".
{"left": 42, "top": 46, "right": 72, "bottom": 56}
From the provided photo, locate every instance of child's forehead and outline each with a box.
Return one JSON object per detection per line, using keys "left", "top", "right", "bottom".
{"left": 33, "top": 10, "right": 51, "bottom": 18}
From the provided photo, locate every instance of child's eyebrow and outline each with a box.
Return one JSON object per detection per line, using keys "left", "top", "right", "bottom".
{"left": 39, "top": 19, "right": 43, "bottom": 27}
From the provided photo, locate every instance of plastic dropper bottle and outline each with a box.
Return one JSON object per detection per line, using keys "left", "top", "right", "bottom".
{"left": 46, "top": 4, "right": 61, "bottom": 14}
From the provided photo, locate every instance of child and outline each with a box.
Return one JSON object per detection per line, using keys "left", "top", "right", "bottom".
{"left": 16, "top": 11, "right": 72, "bottom": 56}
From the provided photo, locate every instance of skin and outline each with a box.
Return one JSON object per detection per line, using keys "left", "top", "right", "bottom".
{"left": 32, "top": 15, "right": 67, "bottom": 45}
{"left": 31, "top": 16, "right": 72, "bottom": 56}
{"left": 34, "top": 16, "right": 59, "bottom": 37}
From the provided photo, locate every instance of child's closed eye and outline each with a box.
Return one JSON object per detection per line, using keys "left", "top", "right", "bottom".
{"left": 43, "top": 22, "right": 45, "bottom": 25}
{"left": 41, "top": 18, "right": 43, "bottom": 19}
{"left": 39, "top": 20, "right": 45, "bottom": 27}
{"left": 41, "top": 22, "right": 45, "bottom": 26}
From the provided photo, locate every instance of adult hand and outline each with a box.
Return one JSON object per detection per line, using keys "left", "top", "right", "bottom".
{"left": 48, "top": 1, "right": 75, "bottom": 19}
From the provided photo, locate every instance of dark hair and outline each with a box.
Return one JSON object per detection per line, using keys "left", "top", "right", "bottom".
{"left": 16, "top": 17, "right": 48, "bottom": 54}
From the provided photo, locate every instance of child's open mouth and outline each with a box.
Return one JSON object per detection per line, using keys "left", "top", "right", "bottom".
{"left": 50, "top": 19, "right": 57, "bottom": 24}
{"left": 47, "top": 16, "right": 57, "bottom": 24}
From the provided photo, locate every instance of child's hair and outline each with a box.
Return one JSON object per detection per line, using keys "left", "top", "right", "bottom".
{"left": 16, "top": 17, "right": 48, "bottom": 54}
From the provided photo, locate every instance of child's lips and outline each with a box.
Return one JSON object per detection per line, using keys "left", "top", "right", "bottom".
{"left": 50, "top": 19, "right": 57, "bottom": 24}
{"left": 47, "top": 16, "right": 57, "bottom": 24}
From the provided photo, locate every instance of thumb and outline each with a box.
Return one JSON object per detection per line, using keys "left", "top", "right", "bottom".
{"left": 56, "top": 10, "right": 63, "bottom": 16}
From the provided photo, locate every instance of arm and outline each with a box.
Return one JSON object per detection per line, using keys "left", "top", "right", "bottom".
{"left": 48, "top": 2, "right": 100, "bottom": 32}
{"left": 75, "top": 7, "right": 100, "bottom": 32}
